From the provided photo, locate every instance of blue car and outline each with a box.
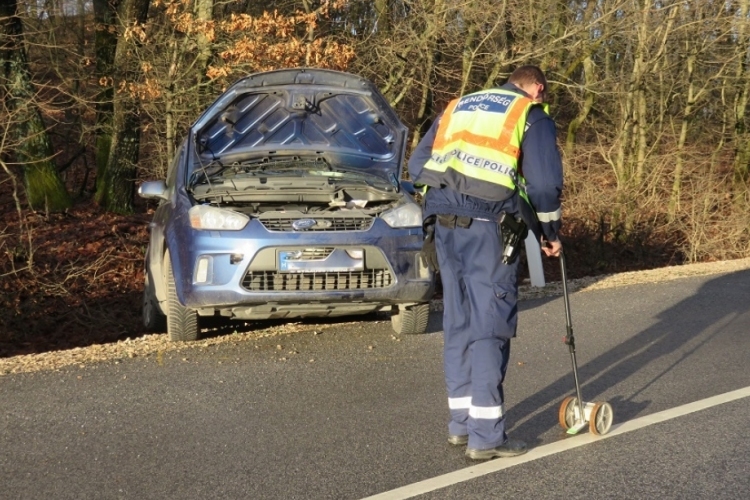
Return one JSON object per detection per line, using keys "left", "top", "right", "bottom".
{"left": 138, "top": 68, "right": 435, "bottom": 341}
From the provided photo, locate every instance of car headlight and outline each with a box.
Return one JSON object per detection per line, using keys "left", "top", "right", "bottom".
{"left": 189, "top": 205, "right": 249, "bottom": 230}
{"left": 381, "top": 203, "right": 422, "bottom": 228}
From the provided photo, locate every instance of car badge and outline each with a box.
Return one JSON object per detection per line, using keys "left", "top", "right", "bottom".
{"left": 292, "top": 219, "right": 317, "bottom": 230}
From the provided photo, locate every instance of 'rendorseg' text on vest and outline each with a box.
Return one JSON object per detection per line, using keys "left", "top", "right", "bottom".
{"left": 416, "top": 88, "right": 549, "bottom": 203}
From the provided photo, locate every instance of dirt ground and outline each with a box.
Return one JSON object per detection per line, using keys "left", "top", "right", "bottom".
{"left": 1, "top": 201, "right": 154, "bottom": 357}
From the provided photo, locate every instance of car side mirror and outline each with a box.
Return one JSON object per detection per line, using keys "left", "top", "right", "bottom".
{"left": 138, "top": 180, "right": 168, "bottom": 200}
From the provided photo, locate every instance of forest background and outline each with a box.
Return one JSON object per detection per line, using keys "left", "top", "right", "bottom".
{"left": 1, "top": 0, "right": 749, "bottom": 356}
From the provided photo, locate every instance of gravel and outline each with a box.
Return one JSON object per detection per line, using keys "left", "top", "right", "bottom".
{"left": 3, "top": 257, "right": 750, "bottom": 376}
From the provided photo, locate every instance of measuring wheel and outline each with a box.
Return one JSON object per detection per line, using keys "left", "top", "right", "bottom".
{"left": 589, "top": 402, "right": 614, "bottom": 435}
{"left": 558, "top": 396, "right": 580, "bottom": 430}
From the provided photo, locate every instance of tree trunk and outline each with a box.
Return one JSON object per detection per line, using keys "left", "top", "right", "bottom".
{"left": 1, "top": 0, "right": 71, "bottom": 212}
{"left": 459, "top": 11, "right": 477, "bottom": 96}
{"left": 93, "top": 0, "right": 120, "bottom": 193}
{"left": 98, "top": 103, "right": 141, "bottom": 213}
{"left": 410, "top": 53, "right": 434, "bottom": 153}
{"left": 732, "top": 0, "right": 750, "bottom": 183}
{"left": 193, "top": 0, "right": 214, "bottom": 78}
{"left": 95, "top": 0, "right": 150, "bottom": 213}
{"left": 302, "top": 0, "right": 315, "bottom": 66}
{"left": 669, "top": 50, "right": 695, "bottom": 220}
{"left": 374, "top": 0, "right": 389, "bottom": 34}
{"left": 565, "top": 56, "right": 595, "bottom": 155}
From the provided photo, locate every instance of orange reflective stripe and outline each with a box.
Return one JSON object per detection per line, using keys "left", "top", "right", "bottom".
{"left": 431, "top": 99, "right": 459, "bottom": 150}
{"left": 498, "top": 97, "right": 533, "bottom": 156}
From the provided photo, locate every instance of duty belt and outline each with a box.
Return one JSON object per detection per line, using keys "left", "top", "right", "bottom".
{"left": 436, "top": 214, "right": 493, "bottom": 229}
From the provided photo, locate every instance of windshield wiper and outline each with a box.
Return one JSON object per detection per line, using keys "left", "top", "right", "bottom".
{"left": 237, "top": 158, "right": 329, "bottom": 174}
{"left": 189, "top": 160, "right": 226, "bottom": 186}
{"left": 328, "top": 167, "right": 391, "bottom": 188}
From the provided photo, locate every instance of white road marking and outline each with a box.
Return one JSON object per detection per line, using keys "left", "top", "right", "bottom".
{"left": 362, "top": 385, "right": 750, "bottom": 500}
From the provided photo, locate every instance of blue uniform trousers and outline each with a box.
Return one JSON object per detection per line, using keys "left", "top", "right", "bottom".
{"left": 435, "top": 218, "right": 519, "bottom": 450}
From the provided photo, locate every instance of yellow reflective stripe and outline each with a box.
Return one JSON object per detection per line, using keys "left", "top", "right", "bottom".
{"left": 537, "top": 207, "right": 562, "bottom": 223}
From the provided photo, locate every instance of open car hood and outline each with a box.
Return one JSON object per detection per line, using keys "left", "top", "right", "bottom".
{"left": 190, "top": 68, "right": 408, "bottom": 184}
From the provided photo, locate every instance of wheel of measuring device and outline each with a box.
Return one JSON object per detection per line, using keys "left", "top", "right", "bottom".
{"left": 558, "top": 396, "right": 579, "bottom": 430}
{"left": 589, "top": 402, "right": 614, "bottom": 435}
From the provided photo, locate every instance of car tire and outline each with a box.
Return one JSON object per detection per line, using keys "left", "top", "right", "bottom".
{"left": 142, "top": 273, "right": 166, "bottom": 332}
{"left": 165, "top": 252, "right": 200, "bottom": 342}
{"left": 391, "top": 303, "right": 430, "bottom": 335}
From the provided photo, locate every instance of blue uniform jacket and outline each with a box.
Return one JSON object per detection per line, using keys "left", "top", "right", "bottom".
{"left": 408, "top": 83, "right": 563, "bottom": 243}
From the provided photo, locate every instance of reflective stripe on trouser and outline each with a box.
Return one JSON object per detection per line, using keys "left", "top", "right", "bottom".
{"left": 436, "top": 218, "right": 517, "bottom": 450}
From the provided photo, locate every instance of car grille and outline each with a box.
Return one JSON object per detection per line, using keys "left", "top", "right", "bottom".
{"left": 258, "top": 216, "right": 373, "bottom": 232}
{"left": 242, "top": 269, "right": 394, "bottom": 291}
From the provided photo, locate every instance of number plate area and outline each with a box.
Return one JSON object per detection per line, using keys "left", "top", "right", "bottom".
{"left": 278, "top": 248, "right": 364, "bottom": 273}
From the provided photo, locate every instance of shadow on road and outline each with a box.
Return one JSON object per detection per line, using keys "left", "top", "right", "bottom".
{"left": 506, "top": 269, "right": 750, "bottom": 446}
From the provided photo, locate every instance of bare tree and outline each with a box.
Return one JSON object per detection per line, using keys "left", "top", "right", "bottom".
{"left": 94, "top": 0, "right": 150, "bottom": 213}
{"left": 5, "top": 0, "right": 750, "bottom": 264}
{"left": 93, "top": 0, "right": 121, "bottom": 192}
{"left": 668, "top": 1, "right": 734, "bottom": 219}
{"left": 1, "top": 0, "right": 71, "bottom": 212}
{"left": 730, "top": 0, "right": 750, "bottom": 182}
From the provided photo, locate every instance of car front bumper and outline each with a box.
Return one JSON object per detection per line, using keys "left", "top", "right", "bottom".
{"left": 166, "top": 217, "right": 435, "bottom": 315}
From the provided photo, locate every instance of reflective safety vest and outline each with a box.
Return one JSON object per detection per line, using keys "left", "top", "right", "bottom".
{"left": 417, "top": 88, "right": 548, "bottom": 202}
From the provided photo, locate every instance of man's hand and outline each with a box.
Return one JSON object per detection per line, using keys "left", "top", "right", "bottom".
{"left": 541, "top": 238, "right": 562, "bottom": 257}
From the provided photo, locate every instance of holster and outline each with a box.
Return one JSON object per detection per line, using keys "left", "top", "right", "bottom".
{"left": 497, "top": 212, "right": 528, "bottom": 265}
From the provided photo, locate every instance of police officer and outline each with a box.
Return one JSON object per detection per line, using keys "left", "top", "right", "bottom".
{"left": 408, "top": 65, "right": 563, "bottom": 460}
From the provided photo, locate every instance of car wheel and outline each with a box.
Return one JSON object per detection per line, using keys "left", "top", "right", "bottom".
{"left": 165, "top": 252, "right": 200, "bottom": 342}
{"left": 142, "top": 273, "right": 166, "bottom": 332}
{"left": 391, "top": 303, "right": 430, "bottom": 335}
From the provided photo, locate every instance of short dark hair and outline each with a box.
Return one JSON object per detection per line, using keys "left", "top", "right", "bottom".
{"left": 508, "top": 65, "right": 548, "bottom": 101}
{"left": 508, "top": 65, "right": 547, "bottom": 87}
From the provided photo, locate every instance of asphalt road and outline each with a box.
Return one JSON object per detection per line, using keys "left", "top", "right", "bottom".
{"left": 2, "top": 269, "right": 750, "bottom": 499}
